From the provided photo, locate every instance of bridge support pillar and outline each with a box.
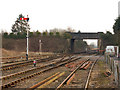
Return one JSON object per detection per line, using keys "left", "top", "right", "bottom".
{"left": 70, "top": 39, "right": 75, "bottom": 53}
{"left": 98, "top": 39, "right": 101, "bottom": 50}
{"left": 98, "top": 39, "right": 104, "bottom": 50}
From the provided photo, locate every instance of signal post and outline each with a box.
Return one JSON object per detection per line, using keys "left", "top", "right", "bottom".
{"left": 20, "top": 15, "right": 29, "bottom": 60}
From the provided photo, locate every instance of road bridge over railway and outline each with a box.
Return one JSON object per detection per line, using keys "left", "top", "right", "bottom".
{"left": 68, "top": 32, "right": 103, "bottom": 53}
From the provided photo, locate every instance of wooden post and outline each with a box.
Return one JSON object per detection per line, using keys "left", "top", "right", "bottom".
{"left": 110, "top": 59, "right": 113, "bottom": 72}
{"left": 117, "top": 65, "right": 119, "bottom": 87}
{"left": 114, "top": 61, "right": 118, "bottom": 86}
{"left": 112, "top": 60, "right": 114, "bottom": 74}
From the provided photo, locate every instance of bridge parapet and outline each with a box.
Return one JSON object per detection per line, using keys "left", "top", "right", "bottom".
{"left": 69, "top": 32, "right": 101, "bottom": 40}
{"left": 67, "top": 32, "right": 103, "bottom": 53}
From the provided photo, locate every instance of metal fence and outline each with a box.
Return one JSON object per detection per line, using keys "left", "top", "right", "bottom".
{"left": 105, "top": 54, "right": 119, "bottom": 87}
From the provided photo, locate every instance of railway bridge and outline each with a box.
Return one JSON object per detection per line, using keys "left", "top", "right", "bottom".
{"left": 68, "top": 32, "right": 103, "bottom": 53}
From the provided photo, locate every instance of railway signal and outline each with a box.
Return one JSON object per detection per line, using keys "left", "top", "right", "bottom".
{"left": 20, "top": 15, "right": 29, "bottom": 22}
{"left": 20, "top": 15, "right": 29, "bottom": 60}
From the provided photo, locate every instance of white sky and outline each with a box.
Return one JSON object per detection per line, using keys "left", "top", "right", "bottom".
{"left": 0, "top": 0, "right": 120, "bottom": 46}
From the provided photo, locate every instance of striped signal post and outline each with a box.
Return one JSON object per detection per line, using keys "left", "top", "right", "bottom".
{"left": 20, "top": 15, "right": 29, "bottom": 60}
{"left": 26, "top": 15, "right": 29, "bottom": 60}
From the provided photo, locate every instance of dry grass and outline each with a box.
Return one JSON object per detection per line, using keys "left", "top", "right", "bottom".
{"left": 89, "top": 60, "right": 117, "bottom": 88}
{"left": 2, "top": 36, "right": 69, "bottom": 53}
{"left": 1, "top": 48, "right": 54, "bottom": 57}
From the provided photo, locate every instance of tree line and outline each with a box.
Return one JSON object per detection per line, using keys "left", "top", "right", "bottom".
{"left": 2, "top": 14, "right": 120, "bottom": 51}
{"left": 2, "top": 14, "right": 72, "bottom": 39}
{"left": 99, "top": 16, "right": 120, "bottom": 49}
{"left": 2, "top": 30, "right": 72, "bottom": 39}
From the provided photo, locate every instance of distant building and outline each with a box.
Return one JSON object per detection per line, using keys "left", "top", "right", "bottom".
{"left": 118, "top": 1, "right": 120, "bottom": 16}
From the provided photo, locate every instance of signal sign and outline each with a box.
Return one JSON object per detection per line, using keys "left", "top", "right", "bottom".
{"left": 20, "top": 15, "right": 29, "bottom": 22}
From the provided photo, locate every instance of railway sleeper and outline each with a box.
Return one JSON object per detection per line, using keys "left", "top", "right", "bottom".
{"left": 2, "top": 55, "right": 62, "bottom": 71}
{"left": 21, "top": 78, "right": 24, "bottom": 81}
{"left": 2, "top": 56, "right": 79, "bottom": 89}
{"left": 17, "top": 80, "right": 21, "bottom": 82}
{"left": 80, "top": 61, "right": 90, "bottom": 69}
{"left": 56, "top": 59, "right": 88, "bottom": 89}
{"left": 14, "top": 81, "right": 18, "bottom": 83}
{"left": 28, "top": 76, "right": 32, "bottom": 78}
{"left": 4, "top": 84, "right": 9, "bottom": 88}
{"left": 83, "top": 62, "right": 92, "bottom": 70}
{"left": 66, "top": 73, "right": 75, "bottom": 85}
{"left": 26, "top": 77, "right": 29, "bottom": 79}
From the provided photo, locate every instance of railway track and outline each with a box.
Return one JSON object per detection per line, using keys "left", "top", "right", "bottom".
{"left": 84, "top": 56, "right": 99, "bottom": 90}
{"left": 1, "top": 56, "right": 73, "bottom": 80}
{"left": 26, "top": 58, "right": 90, "bottom": 89}
{"left": 1, "top": 54, "right": 55, "bottom": 64}
{"left": 57, "top": 56, "right": 101, "bottom": 89}
{"left": 1, "top": 55, "right": 80, "bottom": 89}
{"left": 2, "top": 55, "right": 76, "bottom": 77}
{"left": 1, "top": 54, "right": 64, "bottom": 71}
{"left": 1, "top": 54, "right": 57, "bottom": 61}
{"left": 27, "top": 56, "right": 101, "bottom": 89}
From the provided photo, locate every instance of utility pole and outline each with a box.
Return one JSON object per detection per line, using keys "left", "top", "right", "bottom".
{"left": 39, "top": 40, "right": 42, "bottom": 55}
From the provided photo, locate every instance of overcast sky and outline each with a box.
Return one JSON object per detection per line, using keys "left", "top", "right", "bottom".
{"left": 0, "top": 0, "right": 120, "bottom": 46}
{"left": 0, "top": 0, "right": 119, "bottom": 33}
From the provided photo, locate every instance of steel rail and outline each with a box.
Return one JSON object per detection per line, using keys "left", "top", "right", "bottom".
{"left": 28, "top": 72, "right": 60, "bottom": 89}
{"left": 1, "top": 56, "right": 72, "bottom": 80}
{"left": 1, "top": 54, "right": 56, "bottom": 60}
{"left": 1, "top": 55, "right": 64, "bottom": 71}
{"left": 56, "top": 58, "right": 90, "bottom": 89}
{"left": 84, "top": 56, "right": 101, "bottom": 90}
{"left": 1, "top": 56, "right": 81, "bottom": 89}
{"left": 38, "top": 72, "right": 65, "bottom": 88}
{"left": 2, "top": 55, "right": 59, "bottom": 68}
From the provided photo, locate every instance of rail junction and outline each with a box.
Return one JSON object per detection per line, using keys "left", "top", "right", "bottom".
{"left": 1, "top": 54, "right": 116, "bottom": 89}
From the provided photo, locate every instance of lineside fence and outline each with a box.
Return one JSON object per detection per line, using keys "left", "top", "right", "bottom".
{"left": 105, "top": 54, "right": 119, "bottom": 87}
